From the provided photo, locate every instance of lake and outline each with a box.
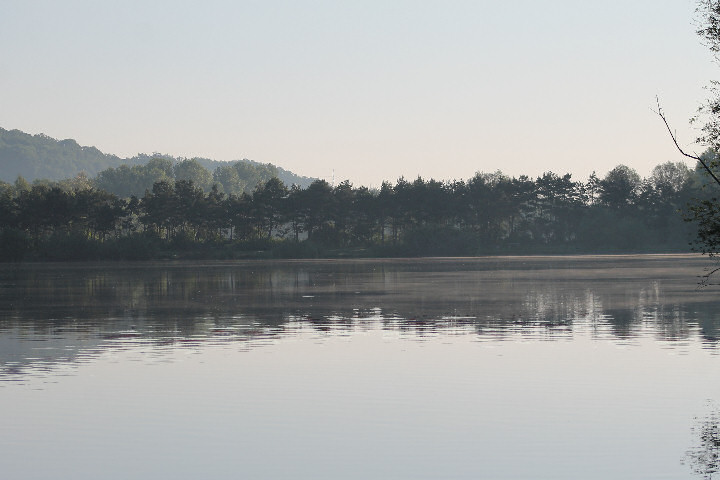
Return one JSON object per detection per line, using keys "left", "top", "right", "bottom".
{"left": 2, "top": 255, "right": 720, "bottom": 479}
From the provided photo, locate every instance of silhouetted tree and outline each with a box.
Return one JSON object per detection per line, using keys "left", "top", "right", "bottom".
{"left": 252, "top": 177, "right": 288, "bottom": 239}
{"left": 301, "top": 180, "right": 334, "bottom": 243}
{"left": 599, "top": 165, "right": 641, "bottom": 209}
{"left": 140, "top": 180, "right": 176, "bottom": 238}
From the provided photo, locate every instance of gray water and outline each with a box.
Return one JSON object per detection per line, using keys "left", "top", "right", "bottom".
{"left": 1, "top": 255, "right": 720, "bottom": 479}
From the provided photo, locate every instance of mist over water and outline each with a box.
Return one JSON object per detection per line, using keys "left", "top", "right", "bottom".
{"left": 2, "top": 255, "right": 720, "bottom": 479}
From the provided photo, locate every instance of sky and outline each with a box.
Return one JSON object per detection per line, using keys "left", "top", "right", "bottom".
{"left": 0, "top": 0, "right": 715, "bottom": 187}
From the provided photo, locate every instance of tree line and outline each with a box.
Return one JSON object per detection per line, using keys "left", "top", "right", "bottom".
{"left": 0, "top": 160, "right": 710, "bottom": 261}
{"left": 93, "top": 156, "right": 314, "bottom": 198}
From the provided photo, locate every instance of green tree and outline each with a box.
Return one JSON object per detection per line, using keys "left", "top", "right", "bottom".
{"left": 174, "top": 159, "right": 212, "bottom": 191}
{"left": 75, "top": 188, "right": 125, "bottom": 240}
{"left": 0, "top": 184, "right": 16, "bottom": 231}
{"left": 14, "top": 175, "right": 30, "bottom": 193}
{"left": 172, "top": 180, "right": 206, "bottom": 239}
{"left": 202, "top": 184, "right": 228, "bottom": 240}
{"left": 227, "top": 192, "right": 255, "bottom": 241}
{"left": 95, "top": 158, "right": 174, "bottom": 198}
{"left": 233, "top": 161, "right": 278, "bottom": 191}
{"left": 213, "top": 164, "right": 246, "bottom": 195}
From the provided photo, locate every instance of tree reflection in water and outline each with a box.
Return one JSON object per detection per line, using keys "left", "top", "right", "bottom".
{"left": 2, "top": 257, "right": 720, "bottom": 379}
{"left": 686, "top": 404, "right": 720, "bottom": 479}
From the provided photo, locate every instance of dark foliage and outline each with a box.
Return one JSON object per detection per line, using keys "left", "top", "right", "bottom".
{"left": 0, "top": 161, "right": 703, "bottom": 261}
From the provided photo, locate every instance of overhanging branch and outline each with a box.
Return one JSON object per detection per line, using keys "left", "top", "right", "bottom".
{"left": 653, "top": 97, "right": 720, "bottom": 187}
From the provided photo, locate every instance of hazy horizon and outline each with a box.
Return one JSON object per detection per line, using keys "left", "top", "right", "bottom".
{"left": 1, "top": 0, "right": 713, "bottom": 187}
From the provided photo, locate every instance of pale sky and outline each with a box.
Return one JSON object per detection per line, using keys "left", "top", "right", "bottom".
{"left": 0, "top": 0, "right": 714, "bottom": 187}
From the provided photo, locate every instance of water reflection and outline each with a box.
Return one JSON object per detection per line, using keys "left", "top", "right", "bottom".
{"left": 1, "top": 255, "right": 719, "bottom": 380}
{"left": 686, "top": 405, "right": 720, "bottom": 479}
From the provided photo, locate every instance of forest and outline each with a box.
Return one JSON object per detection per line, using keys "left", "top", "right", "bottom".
{"left": 0, "top": 158, "right": 710, "bottom": 261}
{"left": 0, "top": 127, "right": 314, "bottom": 190}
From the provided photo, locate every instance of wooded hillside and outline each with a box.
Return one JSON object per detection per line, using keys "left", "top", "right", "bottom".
{"left": 0, "top": 128, "right": 315, "bottom": 190}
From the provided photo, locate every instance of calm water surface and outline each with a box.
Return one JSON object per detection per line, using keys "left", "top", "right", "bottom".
{"left": 2, "top": 255, "right": 720, "bottom": 479}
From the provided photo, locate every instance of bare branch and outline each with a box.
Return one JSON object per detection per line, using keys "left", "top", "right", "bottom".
{"left": 653, "top": 96, "right": 720, "bottom": 187}
{"left": 699, "top": 265, "right": 720, "bottom": 287}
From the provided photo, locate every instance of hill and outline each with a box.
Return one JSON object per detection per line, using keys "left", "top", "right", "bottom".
{"left": 0, "top": 127, "right": 316, "bottom": 191}
{"left": 0, "top": 128, "right": 131, "bottom": 181}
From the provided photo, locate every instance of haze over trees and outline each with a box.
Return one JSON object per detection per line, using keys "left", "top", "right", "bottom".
{"left": 0, "top": 127, "right": 128, "bottom": 181}
{"left": 0, "top": 127, "right": 315, "bottom": 192}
